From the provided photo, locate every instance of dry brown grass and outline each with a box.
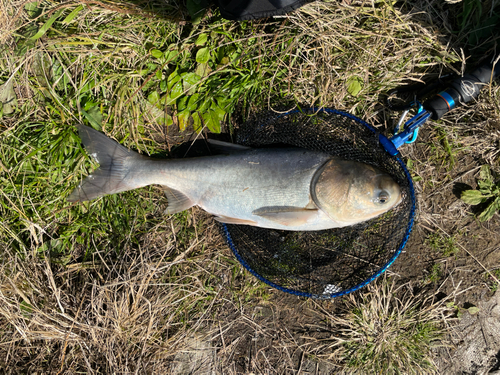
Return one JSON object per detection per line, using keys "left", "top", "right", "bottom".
{"left": 269, "top": 0, "right": 459, "bottom": 117}
{"left": 2, "top": 0, "right": 499, "bottom": 373}
{"left": 302, "top": 278, "right": 457, "bottom": 375}
{"left": 0, "top": 216, "right": 228, "bottom": 373}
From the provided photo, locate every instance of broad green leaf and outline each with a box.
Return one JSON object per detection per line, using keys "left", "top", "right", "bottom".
{"left": 192, "top": 112, "right": 202, "bottom": 132}
{"left": 177, "top": 96, "right": 189, "bottom": 112}
{"left": 218, "top": 56, "right": 230, "bottom": 66}
{"left": 187, "top": 94, "right": 200, "bottom": 111}
{"left": 202, "top": 109, "right": 221, "bottom": 133}
{"left": 198, "top": 98, "right": 210, "bottom": 112}
{"left": 182, "top": 73, "right": 201, "bottom": 95}
{"left": 467, "top": 306, "right": 480, "bottom": 314}
{"left": 461, "top": 190, "right": 489, "bottom": 205}
{"left": 81, "top": 107, "right": 102, "bottom": 130}
{"left": 167, "top": 70, "right": 181, "bottom": 91}
{"left": 346, "top": 76, "right": 363, "bottom": 97}
{"left": 194, "top": 33, "right": 208, "bottom": 46}
{"left": 147, "top": 91, "right": 161, "bottom": 106}
{"left": 62, "top": 5, "right": 84, "bottom": 24}
{"left": 477, "top": 200, "right": 498, "bottom": 222}
{"left": 182, "top": 73, "right": 201, "bottom": 86}
{"left": 479, "top": 165, "right": 493, "bottom": 182}
{"left": 211, "top": 101, "right": 226, "bottom": 121}
{"left": 151, "top": 49, "right": 163, "bottom": 59}
{"left": 478, "top": 179, "right": 494, "bottom": 193}
{"left": 160, "top": 80, "right": 167, "bottom": 92}
{"left": 167, "top": 80, "right": 184, "bottom": 105}
{"left": 196, "top": 48, "right": 210, "bottom": 64}
{"left": 178, "top": 110, "right": 191, "bottom": 131}
{"left": 30, "top": 9, "right": 63, "bottom": 40}
{"left": 165, "top": 114, "right": 174, "bottom": 126}
{"left": 195, "top": 62, "right": 211, "bottom": 77}
{"left": 24, "top": 2, "right": 42, "bottom": 18}
{"left": 164, "top": 45, "right": 179, "bottom": 63}
{"left": 216, "top": 96, "right": 232, "bottom": 111}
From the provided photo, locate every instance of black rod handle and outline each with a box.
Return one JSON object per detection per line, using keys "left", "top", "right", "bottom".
{"left": 423, "top": 60, "right": 500, "bottom": 120}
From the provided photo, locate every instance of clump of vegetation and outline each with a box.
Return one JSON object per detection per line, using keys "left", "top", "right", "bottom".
{"left": 484, "top": 268, "right": 500, "bottom": 292}
{"left": 426, "top": 232, "right": 460, "bottom": 257}
{"left": 322, "top": 280, "right": 452, "bottom": 375}
{"left": 426, "top": 263, "right": 443, "bottom": 284}
{"left": 461, "top": 165, "right": 500, "bottom": 222}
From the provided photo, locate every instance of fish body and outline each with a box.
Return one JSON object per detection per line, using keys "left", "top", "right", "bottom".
{"left": 68, "top": 125, "right": 401, "bottom": 231}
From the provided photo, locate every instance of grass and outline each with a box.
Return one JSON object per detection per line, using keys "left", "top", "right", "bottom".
{"left": 426, "top": 231, "right": 460, "bottom": 257}
{"left": 1, "top": 0, "right": 500, "bottom": 372}
{"left": 309, "top": 278, "right": 454, "bottom": 375}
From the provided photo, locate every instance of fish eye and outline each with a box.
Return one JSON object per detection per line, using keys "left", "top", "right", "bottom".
{"left": 377, "top": 191, "right": 390, "bottom": 204}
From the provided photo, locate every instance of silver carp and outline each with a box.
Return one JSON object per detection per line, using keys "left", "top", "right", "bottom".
{"left": 68, "top": 125, "right": 401, "bottom": 230}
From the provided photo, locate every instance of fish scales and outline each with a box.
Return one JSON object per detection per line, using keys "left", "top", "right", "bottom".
{"left": 131, "top": 149, "right": 331, "bottom": 229}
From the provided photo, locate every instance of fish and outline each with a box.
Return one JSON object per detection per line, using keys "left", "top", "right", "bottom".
{"left": 68, "top": 124, "right": 402, "bottom": 231}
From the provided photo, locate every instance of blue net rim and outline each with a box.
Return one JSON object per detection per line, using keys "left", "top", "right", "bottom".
{"left": 223, "top": 107, "right": 416, "bottom": 299}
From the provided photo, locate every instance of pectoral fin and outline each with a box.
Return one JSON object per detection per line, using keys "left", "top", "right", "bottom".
{"left": 252, "top": 206, "right": 319, "bottom": 227}
{"left": 162, "top": 186, "right": 194, "bottom": 214}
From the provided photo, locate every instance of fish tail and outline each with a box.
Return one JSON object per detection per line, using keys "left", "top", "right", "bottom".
{"left": 67, "top": 124, "right": 148, "bottom": 202}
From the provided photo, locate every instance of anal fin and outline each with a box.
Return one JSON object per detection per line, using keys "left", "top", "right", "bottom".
{"left": 162, "top": 186, "right": 193, "bottom": 214}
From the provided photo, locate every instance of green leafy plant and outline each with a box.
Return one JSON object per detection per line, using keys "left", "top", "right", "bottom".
{"left": 446, "top": 301, "right": 480, "bottom": 319}
{"left": 461, "top": 165, "right": 500, "bottom": 222}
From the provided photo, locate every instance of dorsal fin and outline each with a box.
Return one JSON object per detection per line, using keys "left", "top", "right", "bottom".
{"left": 207, "top": 139, "right": 251, "bottom": 153}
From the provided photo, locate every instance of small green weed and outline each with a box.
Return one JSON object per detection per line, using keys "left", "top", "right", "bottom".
{"left": 485, "top": 268, "right": 500, "bottom": 292}
{"left": 429, "top": 127, "right": 462, "bottom": 172}
{"left": 445, "top": 301, "right": 480, "bottom": 319}
{"left": 426, "top": 263, "right": 442, "bottom": 284}
{"left": 426, "top": 232, "right": 460, "bottom": 258}
{"left": 461, "top": 165, "right": 500, "bottom": 222}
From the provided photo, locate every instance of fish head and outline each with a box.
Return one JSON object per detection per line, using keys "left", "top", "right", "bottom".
{"left": 312, "top": 158, "right": 402, "bottom": 225}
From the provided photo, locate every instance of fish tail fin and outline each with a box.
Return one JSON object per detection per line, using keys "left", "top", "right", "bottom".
{"left": 68, "top": 124, "right": 147, "bottom": 202}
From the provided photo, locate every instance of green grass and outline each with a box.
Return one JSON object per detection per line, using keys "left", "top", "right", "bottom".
{"left": 1, "top": 0, "right": 499, "bottom": 372}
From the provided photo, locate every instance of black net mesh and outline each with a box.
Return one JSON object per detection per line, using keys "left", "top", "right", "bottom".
{"left": 223, "top": 108, "right": 415, "bottom": 298}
